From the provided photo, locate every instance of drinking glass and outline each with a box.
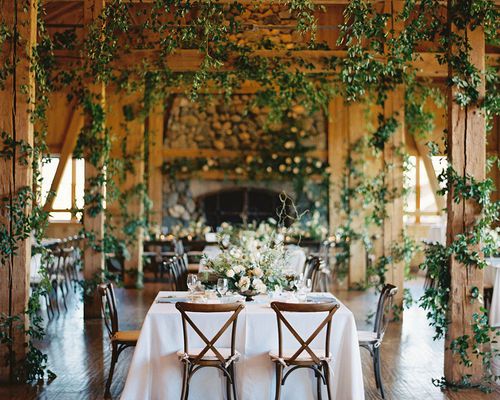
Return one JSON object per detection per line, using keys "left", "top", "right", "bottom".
{"left": 217, "top": 278, "right": 228, "bottom": 297}
{"left": 304, "top": 278, "right": 313, "bottom": 294}
{"left": 187, "top": 274, "right": 198, "bottom": 298}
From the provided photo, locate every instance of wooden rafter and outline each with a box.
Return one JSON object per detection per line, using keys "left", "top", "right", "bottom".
{"left": 43, "top": 102, "right": 83, "bottom": 212}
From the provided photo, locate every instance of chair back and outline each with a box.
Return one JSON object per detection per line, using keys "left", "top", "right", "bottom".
{"left": 98, "top": 283, "right": 119, "bottom": 338}
{"left": 270, "top": 301, "right": 339, "bottom": 364}
{"left": 175, "top": 302, "right": 244, "bottom": 364}
{"left": 303, "top": 255, "right": 321, "bottom": 280}
{"left": 373, "top": 284, "right": 398, "bottom": 340}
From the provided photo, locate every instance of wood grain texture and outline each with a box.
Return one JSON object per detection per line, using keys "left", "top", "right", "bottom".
{"left": 107, "top": 91, "right": 145, "bottom": 288}
{"left": 0, "top": 0, "right": 37, "bottom": 382}
{"left": 82, "top": 0, "right": 106, "bottom": 319}
{"left": 147, "top": 104, "right": 164, "bottom": 229}
{"left": 382, "top": 0, "right": 405, "bottom": 309}
{"left": 444, "top": 24, "right": 486, "bottom": 383}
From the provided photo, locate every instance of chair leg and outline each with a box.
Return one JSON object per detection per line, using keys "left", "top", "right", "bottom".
{"left": 323, "top": 362, "right": 333, "bottom": 400}
{"left": 230, "top": 363, "right": 238, "bottom": 400}
{"left": 316, "top": 367, "right": 323, "bottom": 400}
{"left": 180, "top": 362, "right": 189, "bottom": 400}
{"left": 374, "top": 347, "right": 385, "bottom": 399}
{"left": 226, "top": 369, "right": 232, "bottom": 400}
{"left": 52, "top": 281, "right": 60, "bottom": 314}
{"left": 105, "top": 345, "right": 119, "bottom": 399}
{"left": 274, "top": 363, "right": 283, "bottom": 400}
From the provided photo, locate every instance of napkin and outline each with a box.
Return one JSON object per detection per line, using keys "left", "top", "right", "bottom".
{"left": 156, "top": 296, "right": 190, "bottom": 303}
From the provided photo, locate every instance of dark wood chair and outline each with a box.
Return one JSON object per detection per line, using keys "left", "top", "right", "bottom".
{"left": 358, "top": 284, "right": 398, "bottom": 399}
{"left": 303, "top": 255, "right": 326, "bottom": 292}
{"left": 98, "top": 283, "right": 140, "bottom": 399}
{"left": 269, "top": 301, "right": 340, "bottom": 400}
{"left": 175, "top": 302, "right": 245, "bottom": 400}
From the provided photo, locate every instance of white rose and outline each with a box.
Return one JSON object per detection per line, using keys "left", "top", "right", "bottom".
{"left": 226, "top": 269, "right": 235, "bottom": 278}
{"left": 233, "top": 264, "right": 244, "bottom": 274}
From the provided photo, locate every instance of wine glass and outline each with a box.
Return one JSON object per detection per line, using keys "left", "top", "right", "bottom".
{"left": 304, "top": 278, "right": 313, "bottom": 295}
{"left": 187, "top": 274, "right": 198, "bottom": 298}
{"left": 217, "top": 278, "right": 228, "bottom": 298}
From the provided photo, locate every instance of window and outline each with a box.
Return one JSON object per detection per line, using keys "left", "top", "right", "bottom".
{"left": 404, "top": 155, "right": 446, "bottom": 225}
{"left": 41, "top": 157, "right": 85, "bottom": 222}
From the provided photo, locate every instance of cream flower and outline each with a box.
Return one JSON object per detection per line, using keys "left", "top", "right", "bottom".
{"left": 252, "top": 267, "right": 264, "bottom": 278}
{"left": 226, "top": 269, "right": 235, "bottom": 278}
{"left": 237, "top": 276, "right": 250, "bottom": 291}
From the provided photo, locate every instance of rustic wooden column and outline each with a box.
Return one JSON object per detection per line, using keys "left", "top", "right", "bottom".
{"left": 444, "top": 25, "right": 485, "bottom": 383}
{"left": 328, "top": 98, "right": 368, "bottom": 288}
{"left": 382, "top": 0, "right": 405, "bottom": 307}
{"left": 147, "top": 104, "right": 165, "bottom": 229}
{"left": 83, "top": 0, "right": 106, "bottom": 319}
{"left": 0, "top": 0, "right": 37, "bottom": 382}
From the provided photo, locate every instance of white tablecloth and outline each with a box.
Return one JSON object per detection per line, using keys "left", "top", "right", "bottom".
{"left": 486, "top": 257, "right": 500, "bottom": 328}
{"left": 121, "top": 292, "right": 364, "bottom": 400}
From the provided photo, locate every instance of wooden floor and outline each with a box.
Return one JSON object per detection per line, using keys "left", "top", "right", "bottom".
{"left": 0, "top": 276, "right": 498, "bottom": 400}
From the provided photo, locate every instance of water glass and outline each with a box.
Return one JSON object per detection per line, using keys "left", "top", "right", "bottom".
{"left": 217, "top": 278, "right": 228, "bottom": 297}
{"left": 187, "top": 274, "right": 198, "bottom": 297}
{"left": 304, "top": 278, "right": 313, "bottom": 294}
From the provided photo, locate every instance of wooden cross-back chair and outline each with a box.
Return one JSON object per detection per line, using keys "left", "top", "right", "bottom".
{"left": 175, "top": 302, "right": 245, "bottom": 400}
{"left": 98, "top": 283, "right": 140, "bottom": 399}
{"left": 358, "top": 284, "right": 398, "bottom": 399}
{"left": 269, "top": 301, "right": 340, "bottom": 400}
{"left": 303, "top": 255, "right": 326, "bottom": 292}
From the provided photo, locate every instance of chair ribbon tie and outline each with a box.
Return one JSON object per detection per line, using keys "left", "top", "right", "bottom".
{"left": 276, "top": 357, "right": 288, "bottom": 368}
{"left": 224, "top": 353, "right": 239, "bottom": 368}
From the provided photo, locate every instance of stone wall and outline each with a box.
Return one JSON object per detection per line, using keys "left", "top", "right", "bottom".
{"left": 166, "top": 95, "right": 326, "bottom": 151}
{"left": 162, "top": 94, "right": 327, "bottom": 229}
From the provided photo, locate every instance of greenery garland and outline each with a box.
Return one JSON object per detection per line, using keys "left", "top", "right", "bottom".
{"left": 0, "top": 0, "right": 498, "bottom": 388}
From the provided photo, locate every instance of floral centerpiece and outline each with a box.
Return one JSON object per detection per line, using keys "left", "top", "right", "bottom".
{"left": 202, "top": 228, "right": 288, "bottom": 299}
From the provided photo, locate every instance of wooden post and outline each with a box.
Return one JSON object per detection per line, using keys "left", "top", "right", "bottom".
{"left": 147, "top": 104, "right": 165, "bottom": 229}
{"left": 382, "top": 0, "right": 405, "bottom": 307}
{"left": 383, "top": 87, "right": 405, "bottom": 307}
{"left": 83, "top": 0, "right": 106, "bottom": 319}
{"left": 444, "top": 25, "right": 485, "bottom": 383}
{"left": 0, "top": 0, "right": 37, "bottom": 382}
{"left": 348, "top": 103, "right": 369, "bottom": 288}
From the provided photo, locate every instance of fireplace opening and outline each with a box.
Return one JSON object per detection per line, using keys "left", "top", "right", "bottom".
{"left": 197, "top": 188, "right": 291, "bottom": 228}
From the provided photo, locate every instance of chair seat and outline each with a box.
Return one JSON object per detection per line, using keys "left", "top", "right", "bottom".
{"left": 269, "top": 349, "right": 332, "bottom": 363}
{"left": 177, "top": 348, "right": 240, "bottom": 362}
{"left": 357, "top": 330, "right": 380, "bottom": 345}
{"left": 112, "top": 330, "right": 140, "bottom": 344}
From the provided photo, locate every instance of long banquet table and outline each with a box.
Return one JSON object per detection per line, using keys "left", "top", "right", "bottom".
{"left": 121, "top": 291, "right": 365, "bottom": 400}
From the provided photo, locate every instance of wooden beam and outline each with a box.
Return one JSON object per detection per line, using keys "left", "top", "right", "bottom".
{"left": 348, "top": 102, "right": 370, "bottom": 289}
{"left": 0, "top": 0, "right": 37, "bottom": 382}
{"left": 148, "top": 104, "right": 165, "bottom": 229}
{"left": 43, "top": 103, "right": 83, "bottom": 212}
{"left": 444, "top": 23, "right": 486, "bottom": 383}
{"left": 83, "top": 0, "right": 106, "bottom": 319}
{"left": 52, "top": 47, "right": 499, "bottom": 77}
{"left": 383, "top": 0, "right": 405, "bottom": 307}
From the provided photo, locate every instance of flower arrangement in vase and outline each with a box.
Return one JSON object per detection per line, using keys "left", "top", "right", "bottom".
{"left": 202, "top": 229, "right": 288, "bottom": 300}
